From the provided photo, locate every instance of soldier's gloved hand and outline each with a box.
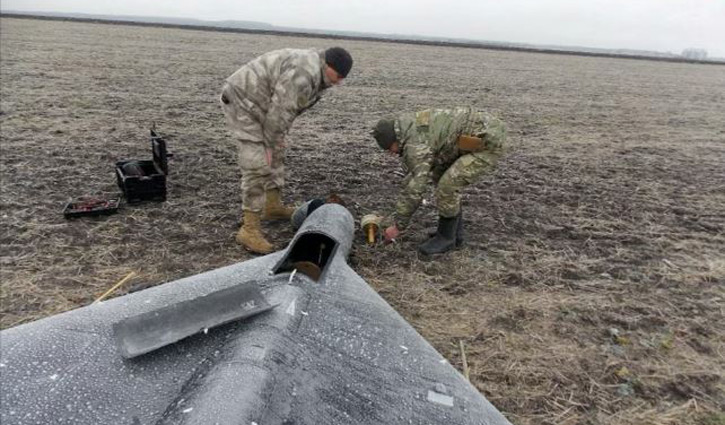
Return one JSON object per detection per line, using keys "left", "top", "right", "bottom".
{"left": 383, "top": 225, "right": 400, "bottom": 244}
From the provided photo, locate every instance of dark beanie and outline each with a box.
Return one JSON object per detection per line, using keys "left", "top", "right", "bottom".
{"left": 372, "top": 119, "right": 396, "bottom": 150}
{"left": 325, "top": 47, "right": 353, "bottom": 78}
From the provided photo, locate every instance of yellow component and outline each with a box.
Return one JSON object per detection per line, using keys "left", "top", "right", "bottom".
{"left": 360, "top": 214, "right": 382, "bottom": 245}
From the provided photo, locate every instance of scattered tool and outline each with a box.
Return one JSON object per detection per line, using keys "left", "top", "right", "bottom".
{"left": 361, "top": 214, "right": 383, "bottom": 245}
{"left": 112, "top": 282, "right": 275, "bottom": 358}
{"left": 63, "top": 197, "right": 120, "bottom": 219}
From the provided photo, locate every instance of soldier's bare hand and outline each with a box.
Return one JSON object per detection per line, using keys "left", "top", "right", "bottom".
{"left": 384, "top": 225, "right": 400, "bottom": 244}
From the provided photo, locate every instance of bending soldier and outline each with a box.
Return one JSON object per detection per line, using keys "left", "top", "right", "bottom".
{"left": 220, "top": 47, "right": 353, "bottom": 254}
{"left": 371, "top": 107, "right": 506, "bottom": 255}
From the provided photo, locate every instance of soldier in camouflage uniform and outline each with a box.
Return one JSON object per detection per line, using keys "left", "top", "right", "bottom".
{"left": 371, "top": 107, "right": 506, "bottom": 255}
{"left": 220, "top": 47, "right": 353, "bottom": 254}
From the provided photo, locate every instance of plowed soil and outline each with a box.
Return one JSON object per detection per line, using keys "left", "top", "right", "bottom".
{"left": 1, "top": 17, "right": 723, "bottom": 425}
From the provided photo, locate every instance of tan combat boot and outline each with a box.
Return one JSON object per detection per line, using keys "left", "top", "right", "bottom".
{"left": 236, "top": 211, "right": 274, "bottom": 254}
{"left": 262, "top": 189, "right": 296, "bottom": 221}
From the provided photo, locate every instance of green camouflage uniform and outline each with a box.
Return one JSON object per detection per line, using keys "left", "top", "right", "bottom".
{"left": 392, "top": 107, "right": 506, "bottom": 229}
{"left": 220, "top": 48, "right": 332, "bottom": 212}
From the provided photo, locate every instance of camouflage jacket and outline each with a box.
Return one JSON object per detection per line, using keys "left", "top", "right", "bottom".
{"left": 224, "top": 48, "right": 332, "bottom": 144}
{"left": 393, "top": 107, "right": 505, "bottom": 228}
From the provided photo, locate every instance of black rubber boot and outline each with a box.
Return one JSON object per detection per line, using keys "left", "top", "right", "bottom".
{"left": 419, "top": 215, "right": 459, "bottom": 255}
{"left": 455, "top": 208, "right": 464, "bottom": 247}
{"left": 427, "top": 209, "right": 464, "bottom": 246}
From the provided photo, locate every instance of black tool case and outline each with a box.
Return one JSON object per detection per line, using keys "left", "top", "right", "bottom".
{"left": 116, "top": 130, "right": 170, "bottom": 203}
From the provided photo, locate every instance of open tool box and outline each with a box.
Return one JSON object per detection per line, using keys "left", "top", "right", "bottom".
{"left": 115, "top": 129, "right": 171, "bottom": 203}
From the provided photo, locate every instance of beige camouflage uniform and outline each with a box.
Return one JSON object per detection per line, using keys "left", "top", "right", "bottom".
{"left": 220, "top": 48, "right": 332, "bottom": 212}
{"left": 392, "top": 107, "right": 506, "bottom": 228}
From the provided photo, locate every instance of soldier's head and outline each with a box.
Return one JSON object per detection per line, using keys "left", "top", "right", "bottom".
{"left": 324, "top": 47, "right": 353, "bottom": 85}
{"left": 372, "top": 119, "right": 399, "bottom": 154}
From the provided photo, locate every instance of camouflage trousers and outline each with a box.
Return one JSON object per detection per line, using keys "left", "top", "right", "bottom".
{"left": 220, "top": 88, "right": 285, "bottom": 213}
{"left": 428, "top": 149, "right": 501, "bottom": 218}
{"left": 429, "top": 118, "right": 506, "bottom": 218}
{"left": 235, "top": 141, "right": 285, "bottom": 213}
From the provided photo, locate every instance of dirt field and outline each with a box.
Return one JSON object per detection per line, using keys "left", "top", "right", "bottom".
{"left": 1, "top": 17, "right": 723, "bottom": 425}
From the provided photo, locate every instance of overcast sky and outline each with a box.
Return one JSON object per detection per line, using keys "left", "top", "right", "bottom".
{"left": 3, "top": 0, "right": 724, "bottom": 57}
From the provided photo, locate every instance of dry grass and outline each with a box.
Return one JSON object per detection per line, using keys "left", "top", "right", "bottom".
{"left": 359, "top": 245, "right": 724, "bottom": 425}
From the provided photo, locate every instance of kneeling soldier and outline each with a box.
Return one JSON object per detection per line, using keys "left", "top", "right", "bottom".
{"left": 371, "top": 107, "right": 506, "bottom": 255}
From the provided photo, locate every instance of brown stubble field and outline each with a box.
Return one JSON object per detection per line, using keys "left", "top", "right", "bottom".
{"left": 1, "top": 17, "right": 724, "bottom": 425}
